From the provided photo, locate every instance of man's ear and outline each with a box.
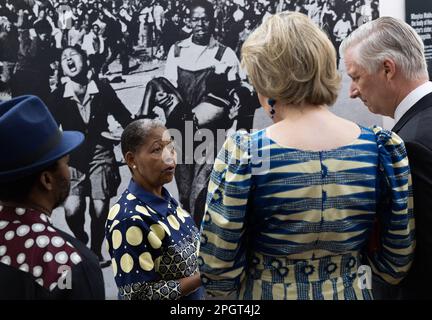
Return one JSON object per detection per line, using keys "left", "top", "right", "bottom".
{"left": 383, "top": 58, "right": 396, "bottom": 80}
{"left": 39, "top": 170, "right": 55, "bottom": 192}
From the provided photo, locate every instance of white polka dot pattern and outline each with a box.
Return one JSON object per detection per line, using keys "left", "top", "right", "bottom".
{"left": 55, "top": 251, "right": 68, "bottom": 264}
{"left": 36, "top": 235, "right": 50, "bottom": 248}
{"left": 4, "top": 230, "right": 14, "bottom": 241}
{"left": 0, "top": 221, "right": 9, "bottom": 230}
{"left": 15, "top": 208, "right": 26, "bottom": 215}
{"left": 32, "top": 223, "right": 46, "bottom": 233}
{"left": 70, "top": 252, "right": 82, "bottom": 264}
{"left": 33, "top": 266, "right": 43, "bottom": 277}
{"left": 51, "top": 236, "right": 65, "bottom": 248}
{"left": 16, "top": 225, "right": 30, "bottom": 237}
{"left": 43, "top": 252, "right": 53, "bottom": 263}
{"left": 1, "top": 256, "right": 11, "bottom": 265}
{"left": 0, "top": 206, "right": 84, "bottom": 292}
{"left": 17, "top": 253, "right": 26, "bottom": 264}
{"left": 19, "top": 263, "right": 29, "bottom": 272}
{"left": 24, "top": 239, "right": 34, "bottom": 248}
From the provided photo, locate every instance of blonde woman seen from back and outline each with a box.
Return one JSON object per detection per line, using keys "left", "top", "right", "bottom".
{"left": 198, "top": 12, "right": 415, "bottom": 300}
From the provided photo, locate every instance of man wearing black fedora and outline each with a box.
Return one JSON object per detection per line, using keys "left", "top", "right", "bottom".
{"left": 0, "top": 95, "right": 105, "bottom": 299}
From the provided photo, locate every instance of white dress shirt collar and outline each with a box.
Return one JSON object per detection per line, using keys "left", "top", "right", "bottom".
{"left": 394, "top": 81, "right": 432, "bottom": 123}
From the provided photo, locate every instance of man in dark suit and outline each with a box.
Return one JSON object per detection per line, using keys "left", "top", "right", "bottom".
{"left": 341, "top": 16, "right": 432, "bottom": 299}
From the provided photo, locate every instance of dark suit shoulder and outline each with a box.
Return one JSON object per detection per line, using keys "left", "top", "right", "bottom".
{"left": 398, "top": 105, "right": 432, "bottom": 149}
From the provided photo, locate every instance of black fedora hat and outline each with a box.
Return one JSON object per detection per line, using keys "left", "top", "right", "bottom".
{"left": 0, "top": 95, "right": 84, "bottom": 182}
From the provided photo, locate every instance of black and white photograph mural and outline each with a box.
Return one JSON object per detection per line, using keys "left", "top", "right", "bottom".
{"left": 0, "top": 0, "right": 380, "bottom": 298}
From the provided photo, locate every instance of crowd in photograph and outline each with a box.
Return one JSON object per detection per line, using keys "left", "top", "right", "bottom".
{"left": 0, "top": 0, "right": 379, "bottom": 98}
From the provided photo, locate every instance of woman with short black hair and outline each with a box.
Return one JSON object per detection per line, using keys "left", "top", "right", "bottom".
{"left": 105, "top": 119, "right": 203, "bottom": 300}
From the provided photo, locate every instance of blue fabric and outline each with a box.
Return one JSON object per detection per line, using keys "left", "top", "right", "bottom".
{"left": 199, "top": 126, "right": 415, "bottom": 300}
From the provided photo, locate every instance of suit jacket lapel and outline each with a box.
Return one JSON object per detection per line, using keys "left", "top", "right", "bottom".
{"left": 392, "top": 92, "right": 432, "bottom": 133}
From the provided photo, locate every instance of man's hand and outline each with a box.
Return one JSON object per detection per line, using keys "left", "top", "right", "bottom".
{"left": 155, "top": 91, "right": 180, "bottom": 113}
{"left": 228, "top": 91, "right": 241, "bottom": 120}
{"left": 179, "top": 272, "right": 202, "bottom": 297}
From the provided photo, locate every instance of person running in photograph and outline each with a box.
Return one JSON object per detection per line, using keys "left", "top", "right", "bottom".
{"left": 48, "top": 46, "right": 133, "bottom": 267}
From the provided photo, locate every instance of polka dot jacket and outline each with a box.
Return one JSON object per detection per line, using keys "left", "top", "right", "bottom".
{"left": 0, "top": 205, "right": 105, "bottom": 299}
{"left": 105, "top": 179, "right": 203, "bottom": 300}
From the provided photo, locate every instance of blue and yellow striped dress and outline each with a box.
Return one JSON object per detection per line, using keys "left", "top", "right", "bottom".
{"left": 198, "top": 126, "right": 415, "bottom": 300}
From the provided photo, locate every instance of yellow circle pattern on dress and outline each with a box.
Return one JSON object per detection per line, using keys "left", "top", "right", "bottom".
{"left": 147, "top": 231, "right": 162, "bottom": 249}
{"left": 167, "top": 215, "right": 180, "bottom": 230}
{"left": 154, "top": 256, "right": 162, "bottom": 270}
{"left": 131, "top": 215, "right": 143, "bottom": 221}
{"left": 112, "top": 229, "right": 123, "bottom": 250}
{"left": 120, "top": 253, "right": 134, "bottom": 273}
{"left": 158, "top": 221, "right": 171, "bottom": 236}
{"left": 126, "top": 226, "right": 143, "bottom": 246}
{"left": 147, "top": 206, "right": 156, "bottom": 214}
{"left": 112, "top": 258, "right": 117, "bottom": 275}
{"left": 109, "top": 220, "right": 120, "bottom": 232}
{"left": 105, "top": 239, "right": 110, "bottom": 252}
{"left": 135, "top": 205, "right": 151, "bottom": 216}
{"left": 108, "top": 204, "right": 120, "bottom": 220}
{"left": 177, "top": 207, "right": 190, "bottom": 218}
{"left": 139, "top": 252, "right": 154, "bottom": 271}
{"left": 126, "top": 193, "right": 136, "bottom": 201}
{"left": 150, "top": 224, "right": 165, "bottom": 241}
{"left": 176, "top": 211, "right": 185, "bottom": 223}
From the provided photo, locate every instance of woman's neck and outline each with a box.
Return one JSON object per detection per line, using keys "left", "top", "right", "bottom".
{"left": 272, "top": 102, "right": 329, "bottom": 123}
{"left": 134, "top": 178, "right": 163, "bottom": 198}
{"left": 267, "top": 102, "right": 361, "bottom": 152}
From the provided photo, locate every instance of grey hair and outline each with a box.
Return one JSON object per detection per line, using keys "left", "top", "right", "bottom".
{"left": 340, "top": 16, "right": 428, "bottom": 80}
{"left": 121, "top": 118, "right": 166, "bottom": 155}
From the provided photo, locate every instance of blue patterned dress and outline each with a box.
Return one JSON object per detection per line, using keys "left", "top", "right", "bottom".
{"left": 105, "top": 180, "right": 204, "bottom": 300}
{"left": 199, "top": 126, "right": 415, "bottom": 300}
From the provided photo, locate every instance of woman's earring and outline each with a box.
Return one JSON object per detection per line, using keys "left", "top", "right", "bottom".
{"left": 268, "top": 98, "right": 276, "bottom": 119}
{"left": 133, "top": 165, "right": 137, "bottom": 169}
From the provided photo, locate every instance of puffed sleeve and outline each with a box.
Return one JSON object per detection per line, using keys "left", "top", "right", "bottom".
{"left": 369, "top": 127, "right": 415, "bottom": 284}
{"left": 199, "top": 130, "right": 252, "bottom": 297}
{"left": 106, "top": 215, "right": 181, "bottom": 300}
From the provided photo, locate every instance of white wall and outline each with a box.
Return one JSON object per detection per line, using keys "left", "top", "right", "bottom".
{"left": 379, "top": 0, "right": 405, "bottom": 128}
{"left": 379, "top": 0, "right": 405, "bottom": 19}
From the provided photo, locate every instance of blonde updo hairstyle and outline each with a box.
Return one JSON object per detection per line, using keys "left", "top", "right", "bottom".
{"left": 241, "top": 12, "right": 341, "bottom": 107}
